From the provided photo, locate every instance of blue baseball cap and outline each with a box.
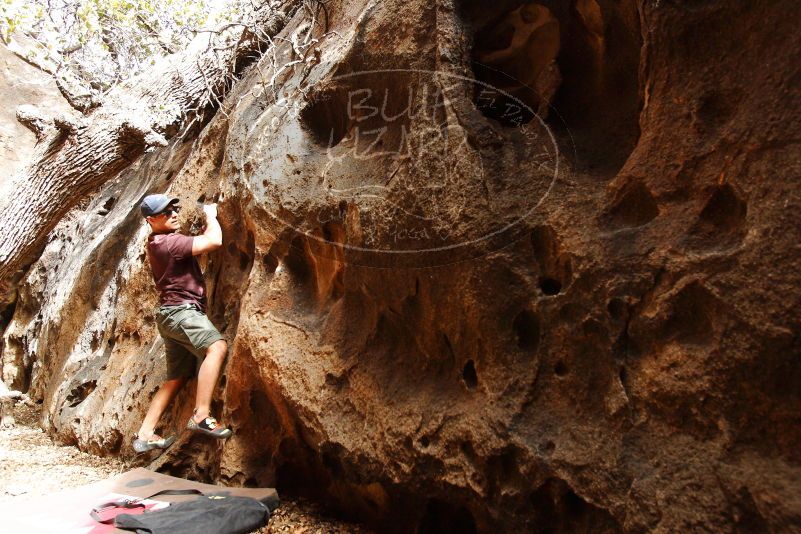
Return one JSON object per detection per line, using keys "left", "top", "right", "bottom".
{"left": 140, "top": 194, "right": 179, "bottom": 217}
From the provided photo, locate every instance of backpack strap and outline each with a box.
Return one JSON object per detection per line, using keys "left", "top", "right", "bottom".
{"left": 90, "top": 489, "right": 206, "bottom": 524}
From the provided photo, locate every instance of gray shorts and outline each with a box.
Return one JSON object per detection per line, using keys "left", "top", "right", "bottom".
{"left": 155, "top": 303, "right": 225, "bottom": 380}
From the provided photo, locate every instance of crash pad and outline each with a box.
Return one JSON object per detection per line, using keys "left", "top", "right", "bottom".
{"left": 0, "top": 467, "right": 279, "bottom": 533}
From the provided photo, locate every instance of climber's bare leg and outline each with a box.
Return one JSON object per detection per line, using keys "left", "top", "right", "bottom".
{"left": 138, "top": 377, "right": 187, "bottom": 438}
{"left": 193, "top": 339, "right": 227, "bottom": 422}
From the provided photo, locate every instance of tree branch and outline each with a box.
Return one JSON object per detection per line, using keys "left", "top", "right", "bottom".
{"left": 54, "top": 70, "right": 99, "bottom": 112}
{"left": 135, "top": 14, "right": 177, "bottom": 55}
{"left": 16, "top": 105, "right": 51, "bottom": 141}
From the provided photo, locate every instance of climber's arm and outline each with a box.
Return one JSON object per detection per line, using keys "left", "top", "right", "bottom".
{"left": 192, "top": 204, "right": 222, "bottom": 256}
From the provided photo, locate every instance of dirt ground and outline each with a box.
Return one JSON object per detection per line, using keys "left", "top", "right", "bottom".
{"left": 0, "top": 401, "right": 372, "bottom": 533}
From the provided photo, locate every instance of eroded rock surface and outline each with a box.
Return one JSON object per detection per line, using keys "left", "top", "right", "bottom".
{"left": 2, "top": 0, "right": 800, "bottom": 532}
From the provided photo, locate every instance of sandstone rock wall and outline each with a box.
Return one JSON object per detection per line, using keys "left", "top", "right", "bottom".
{"left": 2, "top": 0, "right": 800, "bottom": 532}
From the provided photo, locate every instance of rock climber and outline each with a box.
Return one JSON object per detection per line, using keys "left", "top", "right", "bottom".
{"left": 133, "top": 194, "right": 232, "bottom": 454}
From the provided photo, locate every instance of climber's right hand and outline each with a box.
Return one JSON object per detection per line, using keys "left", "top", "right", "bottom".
{"left": 203, "top": 203, "right": 218, "bottom": 219}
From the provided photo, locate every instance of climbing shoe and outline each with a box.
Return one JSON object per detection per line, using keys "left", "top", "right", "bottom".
{"left": 186, "top": 415, "right": 232, "bottom": 439}
{"left": 132, "top": 434, "right": 176, "bottom": 454}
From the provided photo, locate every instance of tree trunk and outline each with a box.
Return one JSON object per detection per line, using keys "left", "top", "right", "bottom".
{"left": 0, "top": 0, "right": 302, "bottom": 292}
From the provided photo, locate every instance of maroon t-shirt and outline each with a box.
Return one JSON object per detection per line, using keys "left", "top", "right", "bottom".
{"left": 146, "top": 232, "right": 207, "bottom": 312}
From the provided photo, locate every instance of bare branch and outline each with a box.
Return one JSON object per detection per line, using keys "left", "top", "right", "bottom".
{"left": 135, "top": 14, "right": 176, "bottom": 55}
{"left": 53, "top": 112, "right": 83, "bottom": 134}
{"left": 16, "top": 105, "right": 51, "bottom": 141}
{"left": 54, "top": 70, "right": 99, "bottom": 112}
{"left": 120, "top": 118, "right": 168, "bottom": 147}
{"left": 58, "top": 42, "right": 82, "bottom": 55}
{"left": 5, "top": 45, "right": 53, "bottom": 75}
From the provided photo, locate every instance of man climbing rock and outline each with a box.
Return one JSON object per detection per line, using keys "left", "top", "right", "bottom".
{"left": 133, "top": 194, "right": 232, "bottom": 454}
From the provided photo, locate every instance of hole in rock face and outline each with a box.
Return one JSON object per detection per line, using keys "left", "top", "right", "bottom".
{"left": 728, "top": 487, "right": 771, "bottom": 532}
{"left": 275, "top": 438, "right": 318, "bottom": 497}
{"left": 238, "top": 250, "right": 251, "bottom": 271}
{"left": 664, "top": 282, "right": 719, "bottom": 346}
{"left": 0, "top": 299, "right": 17, "bottom": 333}
{"left": 66, "top": 380, "right": 97, "bottom": 408}
{"left": 324, "top": 372, "right": 341, "bottom": 387}
{"left": 321, "top": 450, "right": 345, "bottom": 479}
{"left": 685, "top": 182, "right": 747, "bottom": 251}
{"left": 300, "top": 87, "right": 351, "bottom": 147}
{"left": 307, "top": 72, "right": 416, "bottom": 185}
{"left": 418, "top": 499, "right": 477, "bottom": 534}
{"left": 488, "top": 448, "right": 520, "bottom": 480}
{"left": 528, "top": 478, "right": 621, "bottom": 533}
{"left": 279, "top": 227, "right": 345, "bottom": 307}
{"left": 554, "top": 360, "right": 568, "bottom": 376}
{"left": 318, "top": 222, "right": 346, "bottom": 301}
{"left": 248, "top": 389, "right": 271, "bottom": 416}
{"left": 263, "top": 252, "right": 279, "bottom": 273}
{"left": 539, "top": 277, "right": 562, "bottom": 295}
{"left": 531, "top": 226, "right": 572, "bottom": 292}
{"left": 471, "top": 2, "right": 561, "bottom": 125}
{"left": 602, "top": 179, "right": 659, "bottom": 230}
{"left": 97, "top": 196, "right": 116, "bottom": 215}
{"left": 695, "top": 90, "right": 737, "bottom": 132}
{"left": 278, "top": 234, "right": 318, "bottom": 309}
{"left": 89, "top": 332, "right": 102, "bottom": 352}
{"left": 698, "top": 183, "right": 746, "bottom": 230}
{"left": 465, "top": 0, "right": 642, "bottom": 173}
{"left": 513, "top": 309, "right": 541, "bottom": 352}
{"left": 462, "top": 360, "right": 478, "bottom": 389}
{"left": 284, "top": 235, "right": 312, "bottom": 282}
{"left": 549, "top": 0, "right": 642, "bottom": 174}
{"left": 322, "top": 220, "right": 346, "bottom": 245}
{"left": 607, "top": 298, "right": 626, "bottom": 321}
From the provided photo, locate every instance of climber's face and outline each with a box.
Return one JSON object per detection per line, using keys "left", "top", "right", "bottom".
{"left": 146, "top": 205, "right": 181, "bottom": 233}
